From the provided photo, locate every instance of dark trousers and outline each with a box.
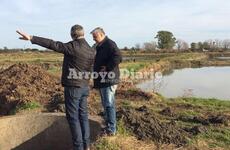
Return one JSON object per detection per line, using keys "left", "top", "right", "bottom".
{"left": 64, "top": 86, "right": 90, "bottom": 150}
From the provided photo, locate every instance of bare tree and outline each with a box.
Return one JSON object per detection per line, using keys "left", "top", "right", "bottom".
{"left": 203, "top": 41, "right": 210, "bottom": 50}
{"left": 123, "top": 46, "right": 129, "bottom": 51}
{"left": 3, "top": 46, "right": 8, "bottom": 50}
{"left": 135, "top": 43, "right": 141, "bottom": 50}
{"left": 176, "top": 39, "right": 189, "bottom": 50}
{"left": 222, "top": 39, "right": 230, "bottom": 50}
{"left": 191, "top": 42, "right": 197, "bottom": 51}
{"left": 143, "top": 41, "right": 157, "bottom": 51}
{"left": 214, "top": 39, "right": 222, "bottom": 50}
{"left": 205, "top": 39, "right": 218, "bottom": 50}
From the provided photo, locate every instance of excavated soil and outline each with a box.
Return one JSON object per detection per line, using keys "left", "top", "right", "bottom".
{"left": 0, "top": 63, "right": 113, "bottom": 116}
{"left": 0, "top": 63, "right": 62, "bottom": 115}
{"left": 116, "top": 81, "right": 154, "bottom": 101}
{"left": 177, "top": 114, "right": 229, "bottom": 125}
{"left": 117, "top": 106, "right": 188, "bottom": 147}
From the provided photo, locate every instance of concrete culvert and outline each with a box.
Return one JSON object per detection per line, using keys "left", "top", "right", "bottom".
{"left": 0, "top": 113, "right": 102, "bottom": 150}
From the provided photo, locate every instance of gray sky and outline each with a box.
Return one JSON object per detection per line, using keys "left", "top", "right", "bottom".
{"left": 1, "top": 0, "right": 230, "bottom": 49}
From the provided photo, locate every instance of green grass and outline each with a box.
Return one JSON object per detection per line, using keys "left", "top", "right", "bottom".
{"left": 121, "top": 59, "right": 156, "bottom": 72}
{"left": 94, "top": 138, "right": 120, "bottom": 150}
{"left": 9, "top": 101, "right": 41, "bottom": 115}
{"left": 176, "top": 120, "right": 202, "bottom": 128}
{"left": 47, "top": 66, "right": 61, "bottom": 74}
{"left": 164, "top": 97, "right": 230, "bottom": 149}
{"left": 167, "top": 97, "right": 230, "bottom": 112}
{"left": 160, "top": 53, "right": 207, "bottom": 61}
{"left": 117, "top": 119, "right": 131, "bottom": 136}
{"left": 0, "top": 52, "right": 63, "bottom": 63}
{"left": 93, "top": 119, "right": 132, "bottom": 150}
{"left": 126, "top": 63, "right": 146, "bottom": 72}
{"left": 121, "top": 101, "right": 132, "bottom": 109}
{"left": 191, "top": 127, "right": 230, "bottom": 149}
{"left": 177, "top": 110, "right": 201, "bottom": 118}
{"left": 155, "top": 92, "right": 165, "bottom": 100}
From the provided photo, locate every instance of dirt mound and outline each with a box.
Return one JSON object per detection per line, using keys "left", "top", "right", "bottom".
{"left": 117, "top": 81, "right": 155, "bottom": 101}
{"left": 117, "top": 106, "right": 187, "bottom": 147}
{"left": 160, "top": 107, "right": 175, "bottom": 117}
{"left": 117, "top": 89, "right": 153, "bottom": 101}
{"left": 183, "top": 125, "right": 208, "bottom": 135}
{"left": 0, "top": 63, "right": 62, "bottom": 115}
{"left": 177, "top": 114, "right": 229, "bottom": 125}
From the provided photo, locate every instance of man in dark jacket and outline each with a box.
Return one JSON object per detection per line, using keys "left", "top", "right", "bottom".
{"left": 16, "top": 25, "right": 95, "bottom": 150}
{"left": 90, "top": 27, "right": 122, "bottom": 135}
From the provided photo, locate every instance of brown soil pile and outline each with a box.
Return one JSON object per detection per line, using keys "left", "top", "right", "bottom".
{"left": 86, "top": 81, "right": 155, "bottom": 116}
{"left": 0, "top": 63, "right": 62, "bottom": 115}
{"left": 159, "top": 107, "right": 229, "bottom": 126}
{"left": 117, "top": 82, "right": 154, "bottom": 101}
{"left": 177, "top": 114, "right": 229, "bottom": 125}
{"left": 117, "top": 106, "right": 188, "bottom": 147}
{"left": 159, "top": 107, "right": 176, "bottom": 117}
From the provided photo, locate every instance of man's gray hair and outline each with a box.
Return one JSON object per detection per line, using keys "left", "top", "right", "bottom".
{"left": 90, "top": 27, "right": 105, "bottom": 35}
{"left": 71, "top": 24, "right": 84, "bottom": 39}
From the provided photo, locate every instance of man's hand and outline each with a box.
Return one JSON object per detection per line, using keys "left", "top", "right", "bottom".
{"left": 16, "top": 30, "right": 32, "bottom": 41}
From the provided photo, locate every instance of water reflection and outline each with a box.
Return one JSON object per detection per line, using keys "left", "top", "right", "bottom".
{"left": 137, "top": 66, "right": 230, "bottom": 100}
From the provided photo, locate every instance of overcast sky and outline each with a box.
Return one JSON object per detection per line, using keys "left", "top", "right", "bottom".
{"left": 1, "top": 0, "right": 230, "bottom": 49}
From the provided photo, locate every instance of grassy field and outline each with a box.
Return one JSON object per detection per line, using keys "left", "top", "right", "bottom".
{"left": 0, "top": 51, "right": 63, "bottom": 63}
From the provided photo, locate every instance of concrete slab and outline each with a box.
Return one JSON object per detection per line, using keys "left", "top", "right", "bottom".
{"left": 0, "top": 113, "right": 102, "bottom": 150}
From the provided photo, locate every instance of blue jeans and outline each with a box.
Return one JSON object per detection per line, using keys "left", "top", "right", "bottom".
{"left": 64, "top": 86, "right": 90, "bottom": 150}
{"left": 99, "top": 85, "right": 117, "bottom": 134}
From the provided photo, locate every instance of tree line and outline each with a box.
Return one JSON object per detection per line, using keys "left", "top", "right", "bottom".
{"left": 2, "top": 31, "right": 230, "bottom": 52}
{"left": 123, "top": 31, "right": 230, "bottom": 52}
{"left": 0, "top": 47, "right": 51, "bottom": 53}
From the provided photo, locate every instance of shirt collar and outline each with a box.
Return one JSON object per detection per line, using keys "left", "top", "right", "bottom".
{"left": 97, "top": 36, "right": 108, "bottom": 47}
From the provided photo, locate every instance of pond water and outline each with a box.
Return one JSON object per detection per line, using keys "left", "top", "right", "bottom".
{"left": 137, "top": 66, "right": 230, "bottom": 100}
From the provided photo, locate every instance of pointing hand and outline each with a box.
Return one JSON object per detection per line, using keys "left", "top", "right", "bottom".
{"left": 16, "top": 30, "right": 32, "bottom": 41}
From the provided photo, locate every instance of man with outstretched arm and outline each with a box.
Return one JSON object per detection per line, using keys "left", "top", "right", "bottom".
{"left": 16, "top": 24, "right": 95, "bottom": 150}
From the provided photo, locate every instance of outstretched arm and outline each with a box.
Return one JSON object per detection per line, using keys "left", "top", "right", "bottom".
{"left": 16, "top": 30, "right": 33, "bottom": 41}
{"left": 16, "top": 30, "right": 74, "bottom": 55}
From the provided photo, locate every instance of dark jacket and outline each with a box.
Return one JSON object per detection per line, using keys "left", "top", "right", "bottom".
{"left": 93, "top": 36, "right": 122, "bottom": 88}
{"left": 31, "top": 36, "right": 95, "bottom": 87}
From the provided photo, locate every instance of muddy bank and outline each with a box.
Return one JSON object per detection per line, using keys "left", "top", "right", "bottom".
{"left": 133, "top": 53, "right": 230, "bottom": 79}
{"left": 117, "top": 82, "right": 154, "bottom": 101}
